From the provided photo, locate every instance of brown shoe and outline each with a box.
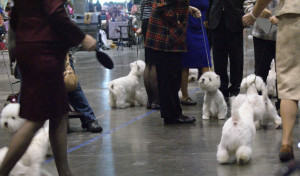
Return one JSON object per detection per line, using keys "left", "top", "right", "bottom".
{"left": 279, "top": 145, "right": 294, "bottom": 162}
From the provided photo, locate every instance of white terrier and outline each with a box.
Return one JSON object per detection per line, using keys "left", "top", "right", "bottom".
{"left": 188, "top": 69, "right": 198, "bottom": 82}
{"left": 108, "top": 60, "right": 146, "bottom": 109}
{"left": 266, "top": 59, "right": 277, "bottom": 97}
{"left": 199, "top": 72, "right": 227, "bottom": 120}
{"left": 233, "top": 75, "right": 281, "bottom": 129}
{"left": 0, "top": 103, "right": 52, "bottom": 175}
{"left": 217, "top": 102, "right": 256, "bottom": 164}
{"left": 0, "top": 103, "right": 25, "bottom": 131}
{"left": 0, "top": 126, "right": 50, "bottom": 176}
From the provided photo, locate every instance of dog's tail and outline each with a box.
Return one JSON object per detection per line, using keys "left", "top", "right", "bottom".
{"left": 108, "top": 82, "right": 117, "bottom": 95}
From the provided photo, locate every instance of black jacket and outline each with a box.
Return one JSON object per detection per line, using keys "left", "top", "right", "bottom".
{"left": 207, "top": 0, "right": 245, "bottom": 32}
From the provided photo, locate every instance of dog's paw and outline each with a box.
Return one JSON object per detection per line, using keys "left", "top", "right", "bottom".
{"left": 202, "top": 115, "right": 210, "bottom": 120}
{"left": 275, "top": 124, "right": 282, "bottom": 129}
{"left": 218, "top": 116, "right": 226, "bottom": 120}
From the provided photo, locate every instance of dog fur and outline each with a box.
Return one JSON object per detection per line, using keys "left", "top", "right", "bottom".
{"left": 199, "top": 71, "right": 227, "bottom": 120}
{"left": 0, "top": 103, "right": 25, "bottom": 132}
{"left": 108, "top": 60, "right": 146, "bottom": 109}
{"left": 188, "top": 69, "right": 198, "bottom": 82}
{"left": 266, "top": 59, "right": 277, "bottom": 97}
{"left": 233, "top": 74, "right": 281, "bottom": 129}
{"left": 217, "top": 102, "right": 256, "bottom": 164}
{"left": 0, "top": 103, "right": 52, "bottom": 175}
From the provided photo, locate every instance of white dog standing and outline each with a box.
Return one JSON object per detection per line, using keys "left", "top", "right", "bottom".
{"left": 108, "top": 60, "right": 146, "bottom": 109}
{"left": 266, "top": 59, "right": 277, "bottom": 97}
{"left": 233, "top": 75, "right": 281, "bottom": 129}
{"left": 199, "top": 72, "right": 227, "bottom": 120}
{"left": 217, "top": 101, "right": 256, "bottom": 164}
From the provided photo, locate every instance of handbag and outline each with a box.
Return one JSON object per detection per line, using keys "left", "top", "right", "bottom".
{"left": 64, "top": 53, "right": 78, "bottom": 92}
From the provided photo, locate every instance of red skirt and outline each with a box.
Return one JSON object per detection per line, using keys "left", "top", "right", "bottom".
{"left": 16, "top": 42, "right": 69, "bottom": 121}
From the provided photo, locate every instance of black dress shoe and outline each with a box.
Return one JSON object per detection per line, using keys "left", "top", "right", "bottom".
{"left": 86, "top": 121, "right": 103, "bottom": 133}
{"left": 164, "top": 115, "right": 196, "bottom": 124}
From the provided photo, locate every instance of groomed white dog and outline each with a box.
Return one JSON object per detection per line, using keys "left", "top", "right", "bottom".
{"left": 266, "top": 59, "right": 277, "bottom": 97}
{"left": 108, "top": 60, "right": 146, "bottom": 109}
{"left": 217, "top": 101, "right": 256, "bottom": 164}
{"left": 188, "top": 69, "right": 198, "bottom": 82}
{"left": 199, "top": 71, "right": 227, "bottom": 120}
{"left": 0, "top": 103, "right": 25, "bottom": 132}
{"left": 0, "top": 103, "right": 51, "bottom": 176}
{"left": 233, "top": 74, "right": 281, "bottom": 129}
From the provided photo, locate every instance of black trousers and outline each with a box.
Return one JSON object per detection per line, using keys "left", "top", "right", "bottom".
{"left": 149, "top": 48, "right": 182, "bottom": 119}
{"left": 211, "top": 19, "right": 244, "bottom": 97}
{"left": 253, "top": 37, "right": 276, "bottom": 82}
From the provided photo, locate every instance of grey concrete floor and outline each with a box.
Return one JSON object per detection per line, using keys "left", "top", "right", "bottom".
{"left": 0, "top": 30, "right": 300, "bottom": 176}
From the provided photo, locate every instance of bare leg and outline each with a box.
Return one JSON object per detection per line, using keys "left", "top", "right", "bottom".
{"left": 144, "top": 63, "right": 153, "bottom": 106}
{"left": 0, "top": 120, "right": 45, "bottom": 176}
{"left": 180, "top": 68, "right": 189, "bottom": 99}
{"left": 49, "top": 114, "right": 73, "bottom": 176}
{"left": 280, "top": 99, "right": 298, "bottom": 146}
{"left": 201, "top": 67, "right": 210, "bottom": 74}
{"left": 149, "top": 64, "right": 159, "bottom": 105}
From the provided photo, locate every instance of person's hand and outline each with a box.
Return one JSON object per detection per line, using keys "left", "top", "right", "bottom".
{"left": 136, "top": 28, "right": 142, "bottom": 35}
{"left": 269, "top": 16, "right": 279, "bottom": 25}
{"left": 81, "top": 34, "right": 97, "bottom": 51}
{"left": 203, "top": 21, "right": 209, "bottom": 28}
{"left": 260, "top": 9, "right": 272, "bottom": 18}
{"left": 242, "top": 13, "right": 256, "bottom": 26}
{"left": 189, "top": 6, "right": 201, "bottom": 18}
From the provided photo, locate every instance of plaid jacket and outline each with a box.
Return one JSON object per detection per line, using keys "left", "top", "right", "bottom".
{"left": 145, "top": 0, "right": 189, "bottom": 52}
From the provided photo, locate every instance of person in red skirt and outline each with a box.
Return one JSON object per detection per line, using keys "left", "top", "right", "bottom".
{"left": 0, "top": 1, "right": 97, "bottom": 175}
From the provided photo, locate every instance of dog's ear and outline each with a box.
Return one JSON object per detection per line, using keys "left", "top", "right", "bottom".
{"left": 130, "top": 62, "right": 133, "bottom": 69}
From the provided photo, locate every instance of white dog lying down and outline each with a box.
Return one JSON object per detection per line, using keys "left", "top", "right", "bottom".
{"left": 266, "top": 59, "right": 277, "bottom": 97}
{"left": 108, "top": 60, "right": 146, "bottom": 109}
{"left": 232, "top": 75, "right": 281, "bottom": 129}
{"left": 0, "top": 103, "right": 52, "bottom": 176}
{"left": 199, "top": 71, "right": 227, "bottom": 120}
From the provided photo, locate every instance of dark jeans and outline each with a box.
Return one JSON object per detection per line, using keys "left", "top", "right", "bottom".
{"left": 68, "top": 59, "right": 97, "bottom": 128}
{"left": 253, "top": 37, "right": 276, "bottom": 82}
{"left": 150, "top": 48, "right": 182, "bottom": 119}
{"left": 211, "top": 17, "right": 244, "bottom": 97}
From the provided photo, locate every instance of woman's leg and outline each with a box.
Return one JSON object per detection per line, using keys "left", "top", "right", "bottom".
{"left": 180, "top": 68, "right": 189, "bottom": 100}
{"left": 144, "top": 63, "right": 153, "bottom": 108}
{"left": 0, "top": 120, "right": 45, "bottom": 175}
{"left": 280, "top": 99, "right": 298, "bottom": 146}
{"left": 149, "top": 64, "right": 160, "bottom": 107}
{"left": 49, "top": 114, "right": 73, "bottom": 176}
{"left": 201, "top": 67, "right": 210, "bottom": 74}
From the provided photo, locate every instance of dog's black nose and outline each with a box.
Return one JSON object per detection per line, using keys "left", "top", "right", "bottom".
{"left": 4, "top": 122, "right": 8, "bottom": 127}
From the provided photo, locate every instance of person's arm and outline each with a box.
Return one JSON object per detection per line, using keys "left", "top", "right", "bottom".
{"left": 244, "top": 0, "right": 255, "bottom": 14}
{"left": 242, "top": 0, "right": 272, "bottom": 26}
{"left": 42, "top": 0, "right": 95, "bottom": 50}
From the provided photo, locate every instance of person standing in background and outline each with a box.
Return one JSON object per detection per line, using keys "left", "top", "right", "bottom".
{"left": 207, "top": 0, "right": 245, "bottom": 100}
{"left": 137, "top": 0, "right": 160, "bottom": 110}
{"left": 244, "top": 0, "right": 278, "bottom": 82}
{"left": 180, "top": 0, "right": 212, "bottom": 106}
{"left": 145, "top": 0, "right": 201, "bottom": 124}
{"left": 243, "top": 0, "right": 300, "bottom": 162}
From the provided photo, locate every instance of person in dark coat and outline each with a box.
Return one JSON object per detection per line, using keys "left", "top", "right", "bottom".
{"left": 0, "top": 0, "right": 96, "bottom": 175}
{"left": 207, "top": 0, "right": 245, "bottom": 99}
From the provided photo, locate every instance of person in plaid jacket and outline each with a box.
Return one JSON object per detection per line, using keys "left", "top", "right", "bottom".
{"left": 145, "top": 0, "right": 200, "bottom": 124}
